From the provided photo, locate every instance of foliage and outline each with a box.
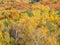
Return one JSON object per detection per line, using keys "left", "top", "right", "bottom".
{"left": 0, "top": 0, "right": 60, "bottom": 45}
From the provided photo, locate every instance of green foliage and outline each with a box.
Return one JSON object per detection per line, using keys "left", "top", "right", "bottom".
{"left": 29, "top": 0, "right": 41, "bottom": 4}
{"left": 46, "top": 21, "right": 55, "bottom": 32}
{"left": 35, "top": 0, "right": 41, "bottom": 2}
{"left": 1, "top": 12, "right": 5, "bottom": 16}
{"left": 20, "top": 10, "right": 34, "bottom": 17}
{"left": 10, "top": 37, "right": 17, "bottom": 45}
{"left": 0, "top": 1, "right": 4, "bottom": 4}
{"left": 25, "top": 10, "right": 34, "bottom": 17}
{"left": 1, "top": 12, "right": 6, "bottom": 17}
{"left": 4, "top": 20, "right": 11, "bottom": 27}
{"left": 57, "top": 11, "right": 60, "bottom": 16}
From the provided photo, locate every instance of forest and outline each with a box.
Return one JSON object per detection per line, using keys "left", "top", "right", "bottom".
{"left": 0, "top": 0, "right": 60, "bottom": 45}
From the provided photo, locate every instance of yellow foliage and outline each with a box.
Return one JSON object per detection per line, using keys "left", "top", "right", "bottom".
{"left": 0, "top": 0, "right": 60, "bottom": 45}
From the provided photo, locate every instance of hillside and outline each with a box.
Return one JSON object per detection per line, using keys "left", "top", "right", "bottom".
{"left": 0, "top": 0, "right": 60, "bottom": 45}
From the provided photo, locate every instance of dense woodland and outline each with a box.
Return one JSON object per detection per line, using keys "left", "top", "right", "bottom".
{"left": 0, "top": 0, "right": 60, "bottom": 45}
